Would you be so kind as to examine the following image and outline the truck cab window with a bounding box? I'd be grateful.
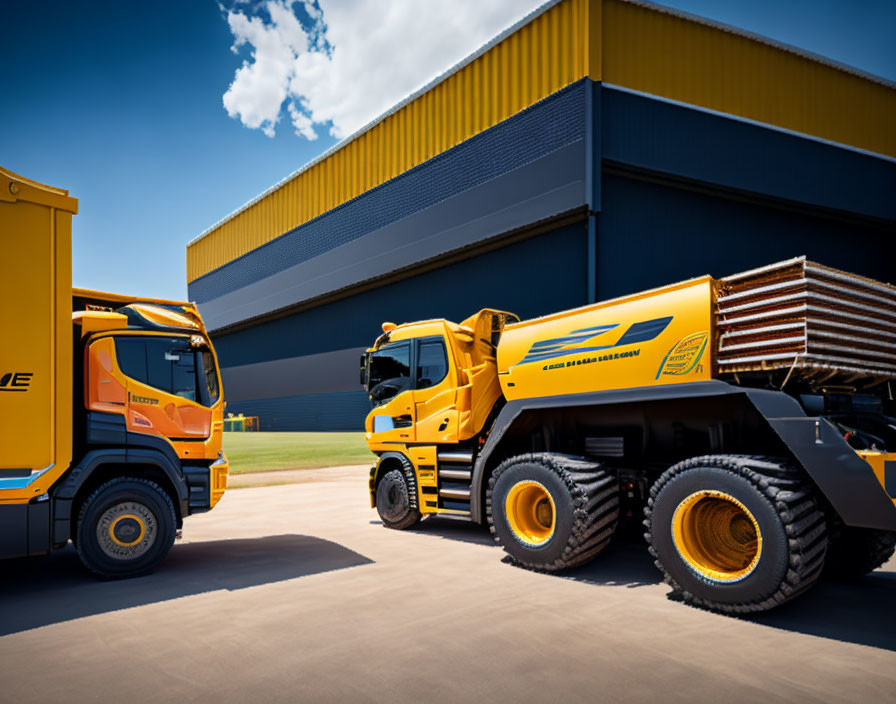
[367,343,411,406]
[167,342,197,402]
[416,340,448,389]
[199,349,220,405]
[114,337,148,383]
[113,336,207,404]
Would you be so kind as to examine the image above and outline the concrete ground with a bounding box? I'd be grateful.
[1,466,894,704]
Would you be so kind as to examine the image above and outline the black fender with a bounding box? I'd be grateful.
[371,451,413,487]
[745,388,896,531]
[469,380,896,531]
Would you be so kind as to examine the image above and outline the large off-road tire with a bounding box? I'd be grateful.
[76,477,177,578]
[376,468,421,530]
[487,453,619,571]
[824,527,896,580]
[645,455,827,614]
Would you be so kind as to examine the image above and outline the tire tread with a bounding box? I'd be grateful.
[487,452,619,572]
[76,476,176,579]
[644,454,827,614]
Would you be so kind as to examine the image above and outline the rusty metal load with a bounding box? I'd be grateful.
[715,256,896,387]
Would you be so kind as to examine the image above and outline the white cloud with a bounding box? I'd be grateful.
[222,0,545,140]
[288,102,317,140]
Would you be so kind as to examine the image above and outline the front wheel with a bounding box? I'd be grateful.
[376,469,421,530]
[76,477,177,578]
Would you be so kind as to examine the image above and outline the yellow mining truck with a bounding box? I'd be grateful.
[361,258,896,613]
[0,167,228,577]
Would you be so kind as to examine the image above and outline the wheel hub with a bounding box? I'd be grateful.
[672,490,762,583]
[505,480,556,546]
[97,502,156,560]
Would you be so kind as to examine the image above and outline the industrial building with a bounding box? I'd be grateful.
[187,0,896,430]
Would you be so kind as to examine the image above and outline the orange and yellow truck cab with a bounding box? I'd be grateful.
[0,166,228,577]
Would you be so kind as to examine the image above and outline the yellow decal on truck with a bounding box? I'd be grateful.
[656,332,708,379]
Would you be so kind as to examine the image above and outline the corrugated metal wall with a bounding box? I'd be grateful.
[189,80,588,311]
[187,0,592,282]
[602,0,896,159]
[189,0,896,285]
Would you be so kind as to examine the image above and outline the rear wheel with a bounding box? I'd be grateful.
[824,527,896,580]
[487,453,619,571]
[376,468,421,530]
[76,477,177,578]
[645,455,827,614]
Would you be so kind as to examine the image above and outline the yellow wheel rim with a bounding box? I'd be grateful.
[108,514,147,547]
[505,480,556,546]
[672,490,762,583]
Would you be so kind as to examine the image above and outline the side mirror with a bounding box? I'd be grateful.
[359,354,368,386]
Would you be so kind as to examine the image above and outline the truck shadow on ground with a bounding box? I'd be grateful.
[746,569,896,652]
[413,517,663,585]
[411,517,498,546]
[0,535,373,637]
[407,518,896,651]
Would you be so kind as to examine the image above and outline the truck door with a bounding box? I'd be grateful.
[112,335,212,440]
[412,337,458,443]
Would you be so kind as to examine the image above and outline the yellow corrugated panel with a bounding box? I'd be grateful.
[187,0,590,283]
[602,0,896,159]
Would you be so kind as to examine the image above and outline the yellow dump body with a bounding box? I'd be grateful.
[1,166,228,513]
[0,167,76,501]
[497,277,714,400]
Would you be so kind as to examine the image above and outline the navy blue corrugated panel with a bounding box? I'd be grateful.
[225,391,371,432]
[601,85,896,222]
[598,173,894,302]
[213,220,588,368]
[189,81,587,304]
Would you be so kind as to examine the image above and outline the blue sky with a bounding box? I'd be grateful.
[1,0,893,300]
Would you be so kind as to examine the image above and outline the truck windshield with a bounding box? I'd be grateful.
[367,343,411,406]
[114,336,220,407]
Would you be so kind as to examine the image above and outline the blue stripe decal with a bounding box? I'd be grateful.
[613,317,673,346]
[569,324,619,334]
[0,466,51,490]
[531,333,603,349]
[517,316,673,366]
[520,345,617,363]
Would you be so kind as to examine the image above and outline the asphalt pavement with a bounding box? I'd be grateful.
[1,466,894,703]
